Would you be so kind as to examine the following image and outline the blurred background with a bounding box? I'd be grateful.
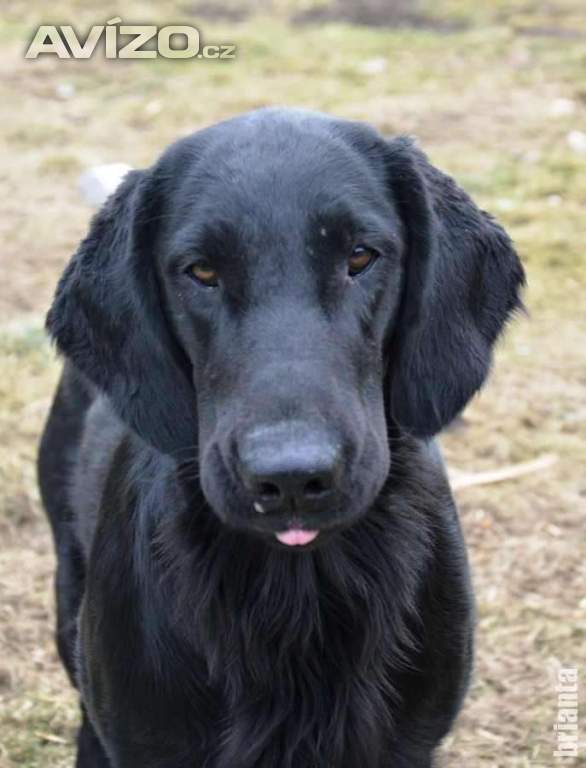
[1,1,585,765]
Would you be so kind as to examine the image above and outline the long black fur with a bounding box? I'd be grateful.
[38,108,524,768]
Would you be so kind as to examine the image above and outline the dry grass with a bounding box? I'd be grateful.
[1,1,585,765]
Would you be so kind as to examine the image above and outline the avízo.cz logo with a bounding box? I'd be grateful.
[25,17,236,60]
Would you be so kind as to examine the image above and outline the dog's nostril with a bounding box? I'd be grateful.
[303,477,330,498]
[258,481,282,500]
[238,426,342,511]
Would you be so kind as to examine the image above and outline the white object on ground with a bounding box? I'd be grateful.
[567,130,586,155]
[549,98,576,117]
[55,82,75,100]
[79,163,134,208]
[358,57,387,75]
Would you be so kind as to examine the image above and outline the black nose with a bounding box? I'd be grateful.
[238,424,342,515]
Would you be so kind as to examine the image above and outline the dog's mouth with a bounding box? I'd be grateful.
[275,528,320,547]
[246,506,360,547]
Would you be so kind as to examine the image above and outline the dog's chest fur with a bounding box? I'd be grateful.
[152,487,431,768]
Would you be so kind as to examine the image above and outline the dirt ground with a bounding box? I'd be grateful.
[1,1,585,766]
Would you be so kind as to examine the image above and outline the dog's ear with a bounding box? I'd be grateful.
[47,169,197,455]
[385,137,525,437]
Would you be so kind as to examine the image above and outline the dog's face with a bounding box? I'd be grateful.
[158,118,405,543]
[48,109,524,547]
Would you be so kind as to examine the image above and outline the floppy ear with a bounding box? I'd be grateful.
[385,137,525,437]
[47,169,198,455]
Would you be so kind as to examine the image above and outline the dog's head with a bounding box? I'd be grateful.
[48,109,524,547]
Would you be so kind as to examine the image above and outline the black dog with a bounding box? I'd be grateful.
[38,108,524,768]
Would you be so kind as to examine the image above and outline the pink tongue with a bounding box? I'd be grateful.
[276,529,319,546]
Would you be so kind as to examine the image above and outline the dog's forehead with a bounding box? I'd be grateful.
[194,111,385,208]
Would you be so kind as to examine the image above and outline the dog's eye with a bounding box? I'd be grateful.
[348,246,377,277]
[188,262,219,287]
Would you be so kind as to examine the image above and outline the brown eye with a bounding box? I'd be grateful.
[189,262,219,287]
[348,246,377,277]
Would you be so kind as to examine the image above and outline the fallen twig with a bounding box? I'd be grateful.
[35,732,68,745]
[449,454,558,490]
